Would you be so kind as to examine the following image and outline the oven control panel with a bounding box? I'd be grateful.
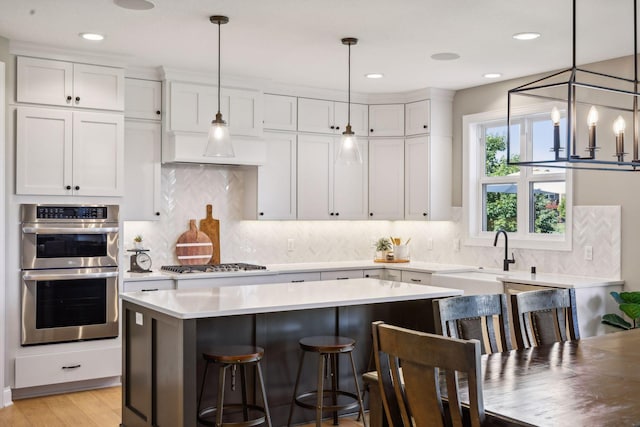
[36,206,108,219]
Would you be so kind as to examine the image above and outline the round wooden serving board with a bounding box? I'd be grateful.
[176,219,213,265]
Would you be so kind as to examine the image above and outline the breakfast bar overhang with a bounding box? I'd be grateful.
[119,278,463,427]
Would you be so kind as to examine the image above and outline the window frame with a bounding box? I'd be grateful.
[463,105,573,251]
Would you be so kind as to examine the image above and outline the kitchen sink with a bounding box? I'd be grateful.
[430,269,507,295]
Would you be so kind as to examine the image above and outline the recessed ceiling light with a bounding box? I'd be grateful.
[113,0,155,10]
[513,32,541,41]
[79,33,105,41]
[366,73,384,79]
[430,52,460,61]
[483,73,502,79]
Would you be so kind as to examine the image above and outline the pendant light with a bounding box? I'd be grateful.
[204,15,234,157]
[336,37,362,165]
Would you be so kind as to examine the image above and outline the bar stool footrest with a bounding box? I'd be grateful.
[294,390,361,412]
[198,403,267,427]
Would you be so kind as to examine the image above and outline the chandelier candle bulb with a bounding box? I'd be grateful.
[587,106,598,154]
[614,115,626,160]
[551,107,561,154]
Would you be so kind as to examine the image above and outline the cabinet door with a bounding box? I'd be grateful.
[16,107,73,195]
[169,82,217,132]
[17,57,73,107]
[297,134,334,219]
[122,120,162,220]
[263,94,297,131]
[405,100,430,136]
[333,139,368,219]
[223,88,262,137]
[369,139,404,219]
[405,136,430,220]
[369,104,405,137]
[334,101,368,137]
[257,132,297,220]
[72,63,125,111]
[298,98,335,134]
[73,112,124,196]
[125,78,162,120]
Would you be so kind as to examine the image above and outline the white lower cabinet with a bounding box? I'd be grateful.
[363,269,402,281]
[16,107,124,196]
[320,270,364,280]
[277,272,322,283]
[244,132,297,220]
[400,270,432,286]
[175,275,274,290]
[123,279,175,293]
[368,139,404,220]
[14,346,121,388]
[297,134,368,220]
[122,120,162,221]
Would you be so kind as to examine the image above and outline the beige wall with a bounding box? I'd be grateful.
[452,55,640,291]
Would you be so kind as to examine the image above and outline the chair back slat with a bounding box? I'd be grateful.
[433,294,512,354]
[511,288,580,349]
[375,322,485,427]
[372,321,406,427]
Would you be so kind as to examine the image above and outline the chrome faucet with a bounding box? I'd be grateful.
[493,229,515,271]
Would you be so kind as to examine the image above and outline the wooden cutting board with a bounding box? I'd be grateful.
[199,204,220,265]
[175,219,213,265]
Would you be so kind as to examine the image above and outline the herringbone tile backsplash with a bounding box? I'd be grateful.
[123,164,620,278]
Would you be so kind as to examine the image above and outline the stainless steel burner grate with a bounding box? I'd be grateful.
[160,263,267,274]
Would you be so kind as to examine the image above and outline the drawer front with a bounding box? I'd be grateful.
[277,272,322,283]
[401,270,432,286]
[320,269,364,281]
[123,279,175,293]
[15,346,121,388]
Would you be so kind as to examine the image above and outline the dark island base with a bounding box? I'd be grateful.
[122,299,435,427]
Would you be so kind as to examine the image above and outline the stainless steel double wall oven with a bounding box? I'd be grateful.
[20,204,119,345]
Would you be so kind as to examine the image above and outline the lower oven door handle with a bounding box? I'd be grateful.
[22,226,119,234]
[22,271,119,280]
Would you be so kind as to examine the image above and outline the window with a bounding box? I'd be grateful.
[463,106,572,250]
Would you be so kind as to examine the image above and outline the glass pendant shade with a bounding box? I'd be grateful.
[336,125,362,165]
[204,113,233,157]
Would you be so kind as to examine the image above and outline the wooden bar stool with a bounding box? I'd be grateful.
[197,345,272,427]
[287,336,367,427]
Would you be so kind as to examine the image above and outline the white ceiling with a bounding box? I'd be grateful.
[0,0,635,93]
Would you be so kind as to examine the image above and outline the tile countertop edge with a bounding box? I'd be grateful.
[120,279,464,319]
[498,272,624,289]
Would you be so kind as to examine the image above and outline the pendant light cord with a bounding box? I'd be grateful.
[347,41,351,126]
[217,20,221,116]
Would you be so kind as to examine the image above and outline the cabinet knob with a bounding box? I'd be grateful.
[155,212,160,216]
[330,125,335,130]
[423,212,428,217]
[75,96,80,103]
[369,212,373,217]
[156,110,161,115]
[423,125,428,129]
[335,212,339,216]
[65,185,71,190]
[259,212,264,216]
[66,96,72,102]
[335,126,340,130]
[370,129,374,133]
[74,185,80,190]
[330,212,334,216]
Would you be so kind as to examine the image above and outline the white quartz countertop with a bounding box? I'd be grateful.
[498,271,624,289]
[120,278,463,319]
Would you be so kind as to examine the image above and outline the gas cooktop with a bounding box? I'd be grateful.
[161,263,267,274]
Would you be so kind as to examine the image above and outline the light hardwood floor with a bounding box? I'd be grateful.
[0,386,366,427]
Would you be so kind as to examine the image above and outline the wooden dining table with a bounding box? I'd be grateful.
[364,328,640,426]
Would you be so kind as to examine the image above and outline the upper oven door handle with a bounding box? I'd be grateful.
[22,226,119,234]
[22,270,119,281]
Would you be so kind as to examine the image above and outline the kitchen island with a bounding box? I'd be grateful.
[120,278,463,427]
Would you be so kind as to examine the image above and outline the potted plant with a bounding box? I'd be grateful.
[133,235,144,250]
[601,291,640,330]
[374,237,392,260]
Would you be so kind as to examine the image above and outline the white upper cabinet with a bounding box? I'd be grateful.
[16,107,124,196]
[125,78,162,120]
[405,100,430,136]
[122,120,162,221]
[263,94,297,131]
[333,139,368,219]
[368,138,405,220]
[298,98,368,136]
[168,81,262,137]
[244,132,297,220]
[368,104,404,137]
[17,57,124,111]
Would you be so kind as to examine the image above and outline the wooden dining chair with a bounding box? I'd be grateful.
[510,288,580,349]
[433,294,513,354]
[372,320,485,427]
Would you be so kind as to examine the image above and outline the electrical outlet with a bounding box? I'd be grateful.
[427,238,433,250]
[287,238,295,252]
[453,238,460,252]
[584,245,593,261]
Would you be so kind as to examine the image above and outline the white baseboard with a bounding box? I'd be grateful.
[3,386,13,407]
